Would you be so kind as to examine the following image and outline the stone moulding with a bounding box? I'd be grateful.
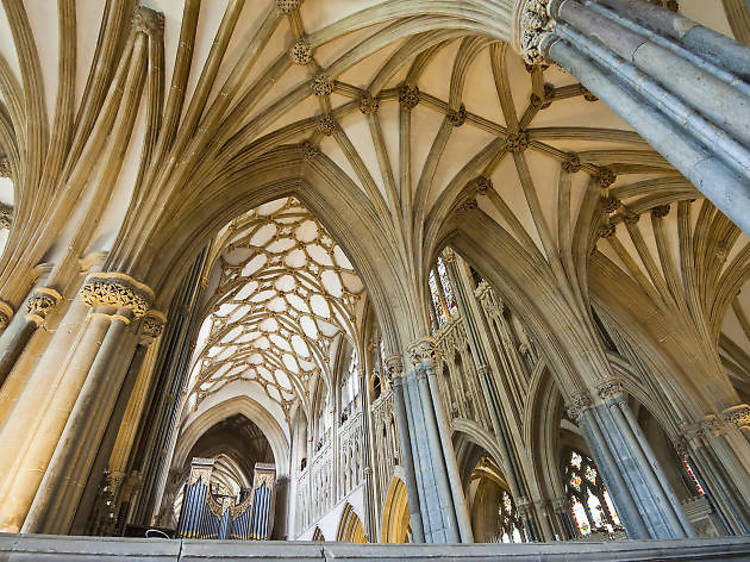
[0,299,14,328]
[80,272,155,318]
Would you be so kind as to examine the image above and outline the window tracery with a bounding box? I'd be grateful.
[188,198,363,419]
[563,449,622,537]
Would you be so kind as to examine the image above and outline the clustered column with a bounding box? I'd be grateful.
[518,0,750,234]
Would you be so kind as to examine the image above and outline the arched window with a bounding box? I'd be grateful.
[341,347,360,423]
[563,449,622,537]
[436,256,457,315]
[498,490,525,543]
[428,269,447,325]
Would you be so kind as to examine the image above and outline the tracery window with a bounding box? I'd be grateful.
[563,449,622,537]
[341,347,360,423]
[429,269,447,325]
[436,257,457,315]
[498,490,525,543]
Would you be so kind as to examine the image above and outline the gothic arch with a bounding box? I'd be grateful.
[452,420,508,492]
[312,526,325,541]
[381,476,411,543]
[173,395,290,477]
[336,502,366,543]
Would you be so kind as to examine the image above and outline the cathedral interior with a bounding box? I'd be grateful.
[0,0,750,559]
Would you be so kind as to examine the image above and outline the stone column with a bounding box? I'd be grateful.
[22,272,155,535]
[517,0,750,235]
[0,287,62,387]
[386,355,425,543]
[569,379,694,539]
[71,311,166,535]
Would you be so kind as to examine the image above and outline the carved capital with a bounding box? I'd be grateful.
[0,202,13,229]
[311,72,334,96]
[672,436,690,458]
[447,104,467,127]
[289,39,312,65]
[317,114,336,136]
[596,378,626,401]
[443,248,456,264]
[566,392,592,421]
[0,299,13,329]
[0,155,10,178]
[80,272,154,318]
[721,404,750,430]
[561,153,581,174]
[140,310,166,341]
[651,204,671,218]
[398,84,420,110]
[594,167,616,188]
[385,355,404,380]
[359,93,379,115]
[517,0,555,66]
[600,196,620,214]
[408,337,438,365]
[132,6,164,36]
[623,211,640,225]
[25,287,63,324]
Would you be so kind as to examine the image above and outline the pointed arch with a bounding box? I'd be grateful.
[381,476,411,543]
[336,502,366,543]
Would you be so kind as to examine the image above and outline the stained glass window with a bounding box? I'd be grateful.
[584,465,597,484]
[496,488,525,543]
[563,448,623,537]
[436,257,457,315]
[429,270,446,325]
[682,459,705,496]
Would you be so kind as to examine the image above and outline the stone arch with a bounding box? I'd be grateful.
[173,395,290,477]
[381,476,411,543]
[452,419,507,489]
[336,502,366,543]
[312,526,325,541]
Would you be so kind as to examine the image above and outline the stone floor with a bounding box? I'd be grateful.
[2,534,750,561]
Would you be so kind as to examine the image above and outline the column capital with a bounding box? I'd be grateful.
[721,404,750,431]
[595,377,626,402]
[80,272,154,318]
[139,310,166,344]
[514,0,556,66]
[385,354,404,380]
[701,414,725,436]
[407,336,438,365]
[25,287,63,326]
[0,299,13,329]
[565,391,592,421]
[0,202,13,230]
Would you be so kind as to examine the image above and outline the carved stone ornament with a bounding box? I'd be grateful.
[289,39,312,65]
[311,72,334,96]
[582,88,599,102]
[141,310,166,340]
[530,83,555,109]
[721,404,750,429]
[623,211,640,225]
[0,299,13,329]
[317,114,336,136]
[80,272,154,318]
[359,93,379,115]
[561,153,581,174]
[408,337,438,365]
[25,287,62,323]
[473,175,493,195]
[506,131,530,153]
[652,204,671,218]
[595,167,616,188]
[302,141,320,161]
[518,0,554,66]
[443,247,456,264]
[447,104,467,127]
[566,392,592,421]
[0,202,13,230]
[672,436,689,458]
[398,84,420,110]
[456,196,478,214]
[384,354,404,380]
[596,378,626,401]
[597,221,615,239]
[276,0,301,14]
[132,6,164,35]
[600,196,620,214]
[0,155,10,178]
